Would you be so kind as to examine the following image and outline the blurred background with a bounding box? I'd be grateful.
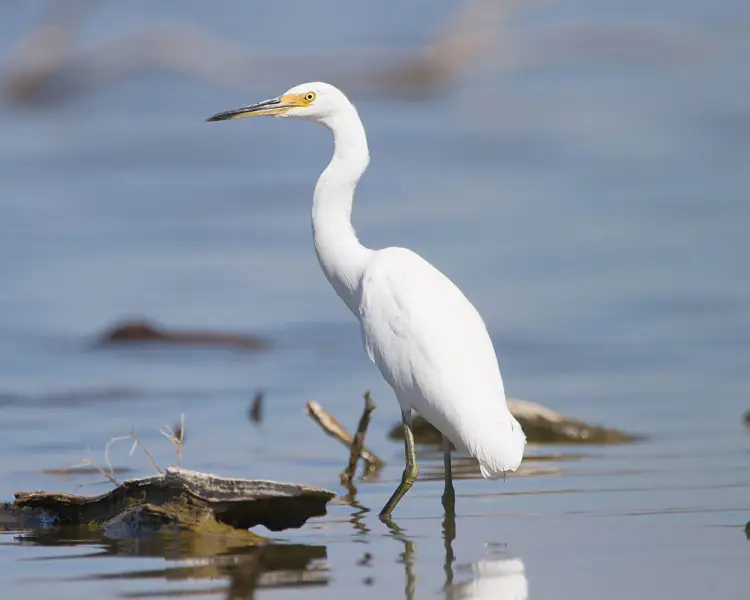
[0,1,748,599]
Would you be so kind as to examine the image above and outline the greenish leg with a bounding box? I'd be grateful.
[379,408,418,518]
[441,434,455,512]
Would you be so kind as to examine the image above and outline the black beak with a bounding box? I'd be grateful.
[206,97,284,122]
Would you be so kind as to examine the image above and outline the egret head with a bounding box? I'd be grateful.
[206,82,350,125]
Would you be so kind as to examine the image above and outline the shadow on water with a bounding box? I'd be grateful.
[2,525,327,599]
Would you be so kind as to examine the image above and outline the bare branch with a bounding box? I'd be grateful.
[177,413,184,466]
[160,413,184,467]
[341,392,377,484]
[306,399,384,472]
[130,429,162,474]
[104,435,133,483]
[70,457,118,486]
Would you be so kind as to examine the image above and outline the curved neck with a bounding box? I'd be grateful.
[312,105,373,315]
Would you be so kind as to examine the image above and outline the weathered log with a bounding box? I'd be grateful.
[10,467,335,537]
[98,320,269,350]
[388,398,640,445]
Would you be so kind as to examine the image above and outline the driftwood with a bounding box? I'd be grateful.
[389,398,640,445]
[9,467,335,538]
[98,320,269,350]
[306,400,384,472]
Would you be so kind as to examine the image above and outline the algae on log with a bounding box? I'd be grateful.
[11,467,335,537]
[388,398,640,445]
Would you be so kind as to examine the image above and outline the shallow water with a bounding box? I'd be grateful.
[1,0,749,598]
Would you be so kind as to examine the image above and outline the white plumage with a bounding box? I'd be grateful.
[360,247,525,477]
[207,81,526,516]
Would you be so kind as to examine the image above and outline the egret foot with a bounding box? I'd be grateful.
[379,409,418,518]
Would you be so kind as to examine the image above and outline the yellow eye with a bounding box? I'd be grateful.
[304,92,316,103]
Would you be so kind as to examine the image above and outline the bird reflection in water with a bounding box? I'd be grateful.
[377,493,527,599]
[382,517,418,600]
[447,553,528,600]
[442,488,527,599]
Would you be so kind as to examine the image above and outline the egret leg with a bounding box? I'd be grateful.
[379,408,418,518]
[441,434,455,513]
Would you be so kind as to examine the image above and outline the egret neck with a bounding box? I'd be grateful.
[312,104,373,315]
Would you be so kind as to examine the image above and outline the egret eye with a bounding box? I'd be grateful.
[304,92,316,103]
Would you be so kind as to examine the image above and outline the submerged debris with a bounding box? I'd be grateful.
[9,467,335,538]
[98,320,270,350]
[389,398,641,445]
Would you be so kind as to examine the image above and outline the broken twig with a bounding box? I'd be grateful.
[70,458,118,487]
[71,431,158,486]
[306,400,384,472]
[160,413,185,467]
[128,429,162,474]
[341,392,377,484]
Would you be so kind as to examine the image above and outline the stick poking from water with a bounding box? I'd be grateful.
[341,392,377,484]
[306,397,384,473]
[248,391,264,424]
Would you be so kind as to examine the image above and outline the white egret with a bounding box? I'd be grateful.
[207,82,526,517]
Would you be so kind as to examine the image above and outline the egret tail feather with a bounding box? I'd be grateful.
[473,413,526,479]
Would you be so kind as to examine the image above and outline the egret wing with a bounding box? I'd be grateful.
[359,247,525,475]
